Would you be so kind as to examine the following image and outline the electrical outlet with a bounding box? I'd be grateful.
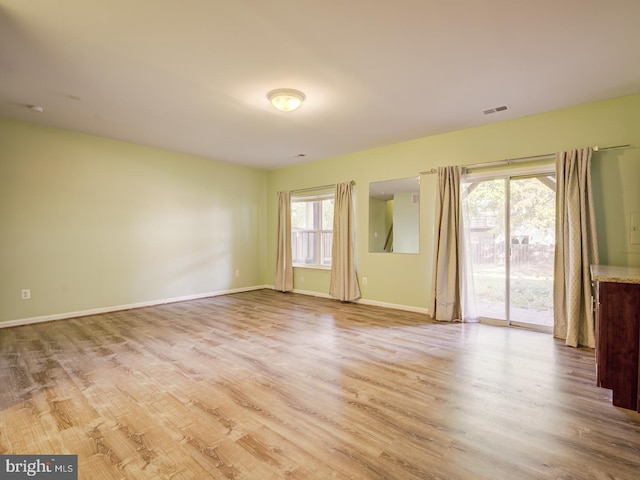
[235,270,240,277]
[300,276,305,283]
[362,277,368,286]
[21,289,31,300]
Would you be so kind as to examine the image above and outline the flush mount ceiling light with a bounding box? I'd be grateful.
[267,88,306,112]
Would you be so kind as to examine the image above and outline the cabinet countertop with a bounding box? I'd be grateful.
[591,265,640,284]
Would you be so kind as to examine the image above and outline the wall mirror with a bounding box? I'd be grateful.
[369,177,420,254]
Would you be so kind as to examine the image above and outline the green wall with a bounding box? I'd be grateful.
[266,94,640,311]
[0,119,267,323]
[2,94,638,322]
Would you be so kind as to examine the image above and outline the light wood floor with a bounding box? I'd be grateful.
[1,289,639,479]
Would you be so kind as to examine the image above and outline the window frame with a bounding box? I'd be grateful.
[291,193,334,269]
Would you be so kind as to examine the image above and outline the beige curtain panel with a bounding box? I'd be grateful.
[329,181,361,302]
[431,166,463,321]
[275,191,293,292]
[553,147,599,347]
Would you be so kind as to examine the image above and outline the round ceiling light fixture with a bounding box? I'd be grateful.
[267,88,306,112]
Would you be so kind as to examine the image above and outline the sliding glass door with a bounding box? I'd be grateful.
[463,165,555,331]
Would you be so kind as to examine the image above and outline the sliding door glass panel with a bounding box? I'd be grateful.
[508,176,555,327]
[465,178,507,321]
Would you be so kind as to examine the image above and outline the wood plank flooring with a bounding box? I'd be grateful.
[1,289,639,479]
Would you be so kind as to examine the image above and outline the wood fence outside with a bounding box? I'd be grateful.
[471,243,554,265]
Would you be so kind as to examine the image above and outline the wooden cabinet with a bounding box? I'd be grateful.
[592,265,640,412]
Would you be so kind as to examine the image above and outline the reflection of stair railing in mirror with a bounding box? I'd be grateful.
[384,223,393,252]
[369,177,419,254]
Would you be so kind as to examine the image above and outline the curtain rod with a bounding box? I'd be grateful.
[419,144,631,175]
[290,180,355,194]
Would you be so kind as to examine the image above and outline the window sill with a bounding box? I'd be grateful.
[293,264,331,271]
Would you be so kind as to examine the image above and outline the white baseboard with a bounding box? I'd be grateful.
[355,298,429,315]
[0,285,271,329]
[291,288,333,299]
[267,285,430,315]
[4,285,429,329]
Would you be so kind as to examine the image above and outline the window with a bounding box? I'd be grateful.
[291,194,334,267]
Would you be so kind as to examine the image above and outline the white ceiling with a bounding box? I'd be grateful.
[1,0,639,170]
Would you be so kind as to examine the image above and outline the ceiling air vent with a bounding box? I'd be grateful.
[483,105,509,115]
